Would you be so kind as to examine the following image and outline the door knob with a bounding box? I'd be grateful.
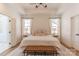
[76,34,79,36]
[9,31,11,33]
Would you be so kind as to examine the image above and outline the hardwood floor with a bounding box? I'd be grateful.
[70,48,79,56]
[0,43,20,56]
[0,41,77,56]
[60,41,79,56]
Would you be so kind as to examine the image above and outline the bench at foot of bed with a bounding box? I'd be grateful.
[23,45,59,56]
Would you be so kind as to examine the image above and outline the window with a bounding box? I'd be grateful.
[50,18,60,35]
[24,19,31,34]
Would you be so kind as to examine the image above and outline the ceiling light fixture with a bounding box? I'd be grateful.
[34,3,47,8]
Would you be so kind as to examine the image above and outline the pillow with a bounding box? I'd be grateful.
[33,30,49,36]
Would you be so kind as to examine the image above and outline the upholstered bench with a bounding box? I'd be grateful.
[23,45,59,56]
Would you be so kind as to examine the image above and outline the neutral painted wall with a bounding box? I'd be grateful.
[61,13,72,47]
[7,4,22,46]
[61,4,79,50]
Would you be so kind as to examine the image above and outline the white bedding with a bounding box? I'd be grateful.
[20,35,61,49]
[15,35,75,56]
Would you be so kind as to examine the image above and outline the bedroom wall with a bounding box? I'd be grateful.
[61,13,72,47]
[6,4,22,46]
[31,14,51,35]
[61,4,79,50]
[10,14,21,46]
[0,4,22,47]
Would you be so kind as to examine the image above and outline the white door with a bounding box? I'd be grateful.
[0,14,11,53]
[71,16,79,50]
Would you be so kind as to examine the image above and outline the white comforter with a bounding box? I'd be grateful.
[20,35,61,48]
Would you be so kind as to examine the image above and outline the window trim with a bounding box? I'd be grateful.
[23,18,32,34]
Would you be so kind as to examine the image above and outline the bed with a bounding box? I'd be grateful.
[19,35,75,56]
[20,35,61,48]
[20,35,61,55]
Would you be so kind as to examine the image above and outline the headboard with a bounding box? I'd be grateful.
[32,30,49,36]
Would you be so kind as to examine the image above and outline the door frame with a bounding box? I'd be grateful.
[50,17,61,40]
[0,13,12,46]
[71,15,79,48]
[71,17,74,48]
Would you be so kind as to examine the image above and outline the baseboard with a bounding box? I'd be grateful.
[11,42,20,48]
[60,41,73,49]
[0,42,20,56]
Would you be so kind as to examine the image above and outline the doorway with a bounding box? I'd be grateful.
[0,14,11,53]
[71,15,79,50]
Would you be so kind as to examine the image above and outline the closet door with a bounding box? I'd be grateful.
[71,16,79,50]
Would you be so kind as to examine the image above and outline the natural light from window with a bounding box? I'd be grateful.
[23,19,31,34]
[50,18,60,36]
